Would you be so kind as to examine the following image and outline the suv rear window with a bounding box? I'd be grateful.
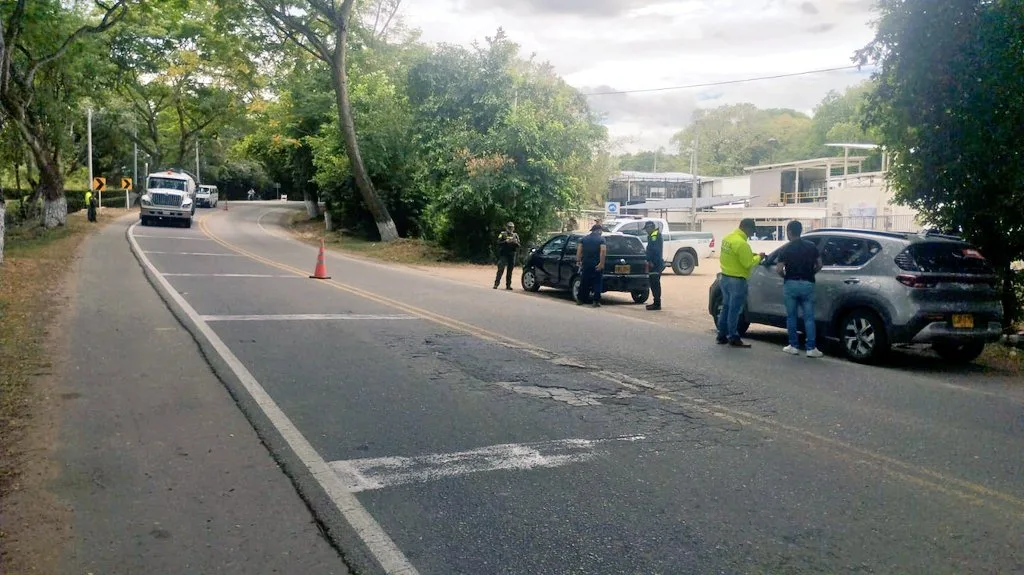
[605,235,645,255]
[896,242,995,274]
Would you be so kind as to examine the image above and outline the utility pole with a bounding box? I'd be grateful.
[690,133,699,227]
[132,116,138,208]
[87,108,95,204]
[195,139,201,185]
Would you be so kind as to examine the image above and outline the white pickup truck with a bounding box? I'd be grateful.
[600,217,715,275]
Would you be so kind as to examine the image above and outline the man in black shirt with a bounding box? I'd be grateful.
[575,224,607,307]
[776,221,823,357]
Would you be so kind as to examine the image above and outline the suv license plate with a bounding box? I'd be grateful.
[952,314,974,329]
[614,264,630,274]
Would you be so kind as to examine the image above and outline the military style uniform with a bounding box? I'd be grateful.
[494,228,520,289]
[645,225,664,310]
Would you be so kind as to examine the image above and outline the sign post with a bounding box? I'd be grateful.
[605,201,620,217]
[121,177,133,209]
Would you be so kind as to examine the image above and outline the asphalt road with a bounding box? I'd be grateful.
[114,203,1022,574]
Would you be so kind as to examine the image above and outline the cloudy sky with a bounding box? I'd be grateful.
[399,0,878,152]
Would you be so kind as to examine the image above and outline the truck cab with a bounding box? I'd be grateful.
[140,169,196,228]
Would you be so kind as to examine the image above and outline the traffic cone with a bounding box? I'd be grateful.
[310,238,331,279]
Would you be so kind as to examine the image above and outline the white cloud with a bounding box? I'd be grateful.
[399,0,878,151]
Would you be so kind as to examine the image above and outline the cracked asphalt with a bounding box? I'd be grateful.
[64,203,1024,574]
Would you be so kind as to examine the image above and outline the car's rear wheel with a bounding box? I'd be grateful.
[839,308,889,364]
[631,289,650,304]
[711,293,749,336]
[571,275,582,303]
[672,251,696,275]
[932,341,986,364]
[521,268,541,292]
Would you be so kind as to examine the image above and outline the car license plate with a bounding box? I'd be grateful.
[952,314,974,329]
[614,264,631,274]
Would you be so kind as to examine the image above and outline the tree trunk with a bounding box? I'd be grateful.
[39,160,67,228]
[330,15,399,242]
[0,198,6,266]
[303,189,320,219]
[324,209,334,233]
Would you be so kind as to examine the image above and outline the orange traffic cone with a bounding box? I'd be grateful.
[310,238,331,279]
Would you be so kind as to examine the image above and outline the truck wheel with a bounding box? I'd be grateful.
[184,218,192,229]
[631,289,650,304]
[672,250,696,275]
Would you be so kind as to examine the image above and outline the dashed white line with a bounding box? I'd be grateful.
[330,435,646,493]
[133,235,213,240]
[143,251,245,256]
[127,223,421,575]
[201,313,417,322]
[163,273,303,278]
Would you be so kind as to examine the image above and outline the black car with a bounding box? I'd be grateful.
[521,232,651,303]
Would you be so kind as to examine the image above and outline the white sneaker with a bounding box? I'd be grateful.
[806,348,824,358]
[783,345,800,355]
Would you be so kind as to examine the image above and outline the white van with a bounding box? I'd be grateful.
[197,184,219,208]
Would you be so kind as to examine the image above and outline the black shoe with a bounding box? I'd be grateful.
[728,339,752,348]
[716,337,729,345]
[505,286,513,290]
[592,301,601,308]
[646,303,661,311]
[493,284,498,289]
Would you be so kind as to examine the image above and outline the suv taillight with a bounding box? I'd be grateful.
[897,274,937,288]
[709,236,715,248]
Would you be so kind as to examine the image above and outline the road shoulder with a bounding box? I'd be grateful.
[14,216,347,574]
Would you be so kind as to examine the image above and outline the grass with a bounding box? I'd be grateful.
[290,214,455,265]
[0,208,129,494]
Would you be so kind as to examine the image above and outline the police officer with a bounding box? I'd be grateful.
[643,221,664,310]
[85,189,97,222]
[494,221,520,290]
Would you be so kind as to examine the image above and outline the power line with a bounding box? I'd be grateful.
[581,65,869,96]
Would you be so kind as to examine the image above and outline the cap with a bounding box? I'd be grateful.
[643,220,656,228]
[591,223,604,231]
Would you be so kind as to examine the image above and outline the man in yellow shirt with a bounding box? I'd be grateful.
[717,218,764,347]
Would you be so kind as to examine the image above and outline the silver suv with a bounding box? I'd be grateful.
[708,229,1004,364]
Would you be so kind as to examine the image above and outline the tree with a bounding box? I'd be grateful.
[858,0,1024,325]
[252,0,400,241]
[0,0,127,227]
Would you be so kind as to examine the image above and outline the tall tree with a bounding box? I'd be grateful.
[252,0,400,241]
[0,0,127,227]
[858,0,1024,325]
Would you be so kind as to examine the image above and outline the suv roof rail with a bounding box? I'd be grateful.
[917,228,964,241]
[808,228,911,240]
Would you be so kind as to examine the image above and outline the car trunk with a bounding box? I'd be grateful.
[895,241,1001,304]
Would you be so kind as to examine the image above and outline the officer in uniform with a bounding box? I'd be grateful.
[643,221,664,310]
[85,189,97,222]
[494,221,520,290]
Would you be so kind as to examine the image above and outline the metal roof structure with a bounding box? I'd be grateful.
[620,196,752,211]
[743,156,869,172]
[612,170,705,182]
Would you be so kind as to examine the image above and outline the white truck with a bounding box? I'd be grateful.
[140,169,197,227]
[600,217,714,275]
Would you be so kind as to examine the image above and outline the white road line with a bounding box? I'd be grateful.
[127,223,420,575]
[163,273,303,278]
[202,313,417,322]
[143,251,245,256]
[133,235,212,240]
[330,435,645,493]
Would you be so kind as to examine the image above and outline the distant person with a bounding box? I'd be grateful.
[247,188,256,201]
[643,220,664,311]
[717,218,764,347]
[85,189,97,222]
[576,224,607,307]
[776,220,824,357]
[493,221,520,290]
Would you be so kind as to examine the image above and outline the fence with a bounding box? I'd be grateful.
[810,214,923,232]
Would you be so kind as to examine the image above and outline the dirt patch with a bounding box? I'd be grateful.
[291,216,453,265]
[0,207,133,573]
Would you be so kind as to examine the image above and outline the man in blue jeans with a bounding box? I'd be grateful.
[775,220,824,357]
[717,218,764,347]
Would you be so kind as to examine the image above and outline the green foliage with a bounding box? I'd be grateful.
[859,0,1024,324]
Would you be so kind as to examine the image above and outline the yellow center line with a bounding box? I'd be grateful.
[197,213,1024,520]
